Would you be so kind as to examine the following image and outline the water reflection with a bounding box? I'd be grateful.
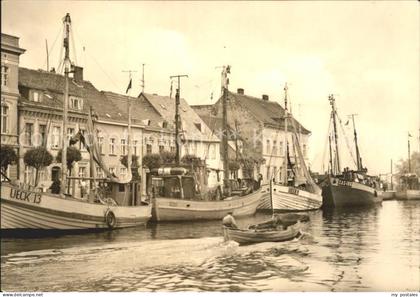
[1,201,419,292]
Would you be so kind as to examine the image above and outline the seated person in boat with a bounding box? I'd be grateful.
[222,212,239,229]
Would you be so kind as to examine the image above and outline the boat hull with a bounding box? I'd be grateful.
[380,190,396,200]
[223,222,301,245]
[395,189,420,200]
[322,176,382,207]
[258,184,322,211]
[152,189,263,222]
[1,183,151,231]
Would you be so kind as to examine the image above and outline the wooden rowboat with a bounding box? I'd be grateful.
[222,222,302,245]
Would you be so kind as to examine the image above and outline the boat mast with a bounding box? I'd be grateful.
[61,13,71,195]
[170,74,188,166]
[328,95,341,175]
[408,133,411,172]
[283,83,289,185]
[328,135,333,175]
[350,114,362,171]
[390,159,393,190]
[221,66,231,192]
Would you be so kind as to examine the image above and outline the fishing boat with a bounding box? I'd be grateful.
[259,84,322,212]
[396,173,420,200]
[380,160,396,200]
[395,135,420,200]
[150,66,262,221]
[0,14,151,231]
[222,222,301,245]
[321,95,382,207]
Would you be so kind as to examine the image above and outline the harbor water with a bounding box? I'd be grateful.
[1,200,419,292]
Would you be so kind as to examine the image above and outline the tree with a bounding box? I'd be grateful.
[23,146,53,186]
[142,153,161,170]
[56,147,82,190]
[161,151,176,164]
[396,151,420,177]
[181,154,202,167]
[0,145,18,178]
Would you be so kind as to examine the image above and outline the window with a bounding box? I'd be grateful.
[78,167,86,178]
[303,144,307,157]
[273,140,277,155]
[79,129,87,151]
[133,140,138,156]
[109,138,116,155]
[69,96,83,110]
[109,167,115,175]
[273,166,277,182]
[24,165,35,185]
[121,139,127,155]
[279,141,283,154]
[266,166,270,181]
[120,167,127,178]
[96,166,103,178]
[39,124,47,146]
[31,91,42,102]
[52,126,61,148]
[67,128,75,144]
[266,140,270,154]
[1,65,9,87]
[25,123,34,146]
[170,146,175,153]
[1,104,9,133]
[146,144,152,154]
[98,137,104,154]
[159,145,164,153]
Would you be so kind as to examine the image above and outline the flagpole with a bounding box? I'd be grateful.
[408,132,411,173]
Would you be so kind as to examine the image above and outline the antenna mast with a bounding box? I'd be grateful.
[170,74,188,165]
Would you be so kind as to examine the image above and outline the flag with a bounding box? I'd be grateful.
[125,78,132,94]
[408,132,412,137]
[345,120,349,126]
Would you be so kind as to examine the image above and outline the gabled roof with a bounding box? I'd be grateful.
[227,91,310,134]
[102,91,172,132]
[139,93,219,142]
[18,67,127,123]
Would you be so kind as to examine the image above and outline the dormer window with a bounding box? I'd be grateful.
[69,96,83,110]
[31,90,42,102]
[194,123,201,132]
[162,121,168,128]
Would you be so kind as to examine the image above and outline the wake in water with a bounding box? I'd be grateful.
[1,235,312,292]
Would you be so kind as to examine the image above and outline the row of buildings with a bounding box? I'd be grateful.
[1,32,311,197]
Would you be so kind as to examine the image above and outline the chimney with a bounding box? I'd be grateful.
[237,88,244,95]
[73,66,83,82]
[262,94,269,101]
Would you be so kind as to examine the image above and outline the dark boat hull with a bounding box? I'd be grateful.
[322,176,382,207]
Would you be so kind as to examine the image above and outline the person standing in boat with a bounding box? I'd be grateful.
[222,211,238,229]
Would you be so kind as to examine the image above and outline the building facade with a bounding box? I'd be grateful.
[1,34,25,180]
[193,88,311,184]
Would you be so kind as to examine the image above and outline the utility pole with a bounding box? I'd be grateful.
[170,74,188,165]
[221,65,231,193]
[61,13,71,195]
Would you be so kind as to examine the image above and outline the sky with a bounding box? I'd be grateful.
[2,1,419,175]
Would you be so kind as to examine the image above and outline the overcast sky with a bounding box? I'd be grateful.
[2,1,419,175]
